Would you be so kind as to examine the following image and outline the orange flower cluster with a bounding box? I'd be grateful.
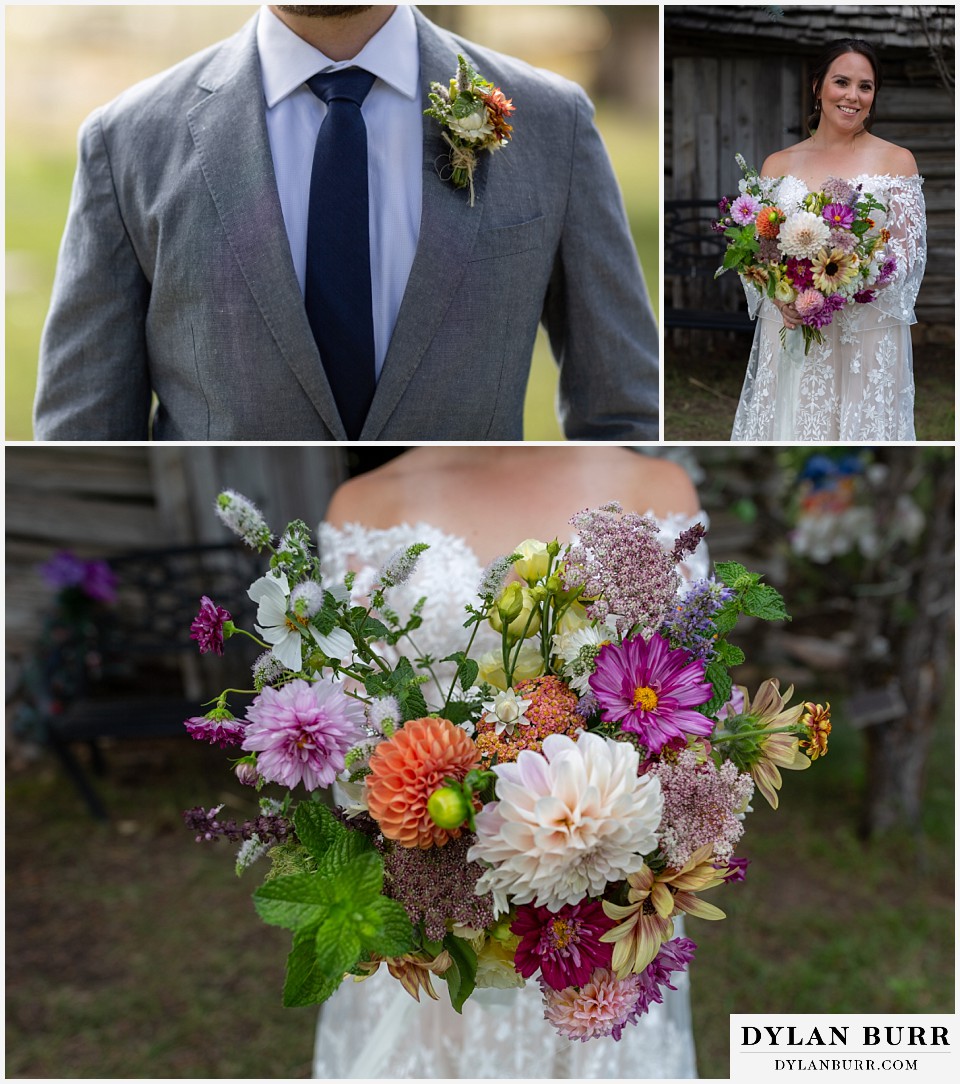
[474,675,581,763]
[480,87,515,143]
[756,206,785,239]
[366,717,480,848]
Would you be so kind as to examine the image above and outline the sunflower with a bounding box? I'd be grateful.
[811,248,859,295]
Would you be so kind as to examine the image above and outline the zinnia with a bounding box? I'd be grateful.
[589,634,713,753]
[241,678,365,791]
[366,717,480,848]
[468,732,663,913]
[512,899,615,990]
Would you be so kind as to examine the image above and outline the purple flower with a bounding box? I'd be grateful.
[39,551,117,602]
[828,228,857,254]
[853,288,877,304]
[785,257,814,290]
[730,194,760,226]
[512,900,615,990]
[633,937,697,1016]
[190,595,232,655]
[722,856,751,883]
[184,712,246,748]
[876,256,898,287]
[662,577,734,662]
[241,679,365,791]
[822,203,855,230]
[589,634,713,754]
[821,177,856,205]
[803,291,846,329]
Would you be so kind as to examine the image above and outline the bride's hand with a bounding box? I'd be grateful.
[773,299,801,330]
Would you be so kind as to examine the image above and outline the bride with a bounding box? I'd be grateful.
[311,445,706,1079]
[731,38,926,441]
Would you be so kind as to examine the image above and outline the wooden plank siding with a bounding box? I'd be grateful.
[5,448,347,663]
[665,6,955,342]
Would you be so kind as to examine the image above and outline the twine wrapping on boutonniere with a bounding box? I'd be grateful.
[425,54,515,206]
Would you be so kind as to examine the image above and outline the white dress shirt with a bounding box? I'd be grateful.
[257,5,422,377]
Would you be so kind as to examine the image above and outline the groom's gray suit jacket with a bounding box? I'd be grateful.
[34,10,659,441]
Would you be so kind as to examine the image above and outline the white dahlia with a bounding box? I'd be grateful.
[777,210,831,260]
[467,732,663,914]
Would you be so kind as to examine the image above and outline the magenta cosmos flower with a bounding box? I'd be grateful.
[512,899,615,990]
[184,711,245,748]
[241,679,365,791]
[589,634,713,753]
[821,202,855,230]
[190,596,232,655]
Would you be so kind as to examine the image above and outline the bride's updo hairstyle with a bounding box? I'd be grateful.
[807,38,883,133]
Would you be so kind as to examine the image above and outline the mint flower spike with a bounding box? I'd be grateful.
[376,543,429,590]
[214,489,272,550]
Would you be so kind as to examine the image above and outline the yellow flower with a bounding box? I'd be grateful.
[601,844,727,977]
[490,584,541,640]
[514,539,551,583]
[740,679,810,809]
[811,248,859,295]
[800,701,831,760]
[356,950,453,1002]
[774,277,798,304]
[476,643,544,691]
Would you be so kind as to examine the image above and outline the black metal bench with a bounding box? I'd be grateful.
[17,543,263,819]
[664,199,756,333]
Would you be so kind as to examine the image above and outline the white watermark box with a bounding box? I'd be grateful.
[730,1014,956,1081]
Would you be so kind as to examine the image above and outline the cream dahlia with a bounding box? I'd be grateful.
[777,210,831,260]
[468,732,663,914]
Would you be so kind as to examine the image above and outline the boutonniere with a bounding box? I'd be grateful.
[425,54,515,206]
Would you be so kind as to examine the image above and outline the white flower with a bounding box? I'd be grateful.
[774,175,808,216]
[249,571,353,670]
[468,732,664,914]
[778,210,831,259]
[481,689,534,736]
[447,107,493,143]
[552,622,615,695]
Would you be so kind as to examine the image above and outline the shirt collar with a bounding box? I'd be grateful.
[257,5,419,108]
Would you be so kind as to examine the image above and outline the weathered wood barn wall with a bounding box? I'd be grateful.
[665,4,955,341]
[5,447,347,665]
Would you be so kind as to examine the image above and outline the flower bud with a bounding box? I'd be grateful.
[490,585,541,640]
[546,540,561,558]
[495,582,524,624]
[514,539,550,583]
[427,785,471,830]
[234,757,259,787]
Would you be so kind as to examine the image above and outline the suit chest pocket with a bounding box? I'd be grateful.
[467,215,546,263]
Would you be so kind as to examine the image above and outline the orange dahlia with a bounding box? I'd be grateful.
[756,206,785,239]
[366,717,480,848]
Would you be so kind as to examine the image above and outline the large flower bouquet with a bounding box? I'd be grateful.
[184,492,829,1042]
[714,154,897,353]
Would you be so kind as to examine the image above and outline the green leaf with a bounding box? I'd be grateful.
[314,918,362,981]
[293,800,345,862]
[439,933,478,1013]
[701,662,734,718]
[715,641,746,668]
[452,91,481,119]
[282,926,343,1007]
[253,872,334,930]
[742,583,790,622]
[711,605,741,638]
[439,700,478,727]
[360,617,390,642]
[362,897,417,957]
[714,561,756,590]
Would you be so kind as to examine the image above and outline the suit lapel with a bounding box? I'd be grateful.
[186,16,348,438]
[359,11,490,439]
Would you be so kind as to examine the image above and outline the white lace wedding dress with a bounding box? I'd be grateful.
[731,173,926,441]
[310,514,710,1079]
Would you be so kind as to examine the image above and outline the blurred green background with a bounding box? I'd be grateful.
[5,4,660,441]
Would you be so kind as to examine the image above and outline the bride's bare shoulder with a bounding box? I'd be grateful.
[867,135,919,177]
[760,142,810,178]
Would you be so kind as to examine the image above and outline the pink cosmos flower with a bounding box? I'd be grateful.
[512,900,615,990]
[589,634,713,754]
[822,203,855,230]
[730,194,760,226]
[241,679,365,791]
[542,968,643,1042]
[190,596,232,655]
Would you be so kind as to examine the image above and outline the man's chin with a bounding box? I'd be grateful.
[274,5,374,17]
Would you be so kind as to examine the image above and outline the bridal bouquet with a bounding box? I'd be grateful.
[184,492,829,1042]
[714,154,897,353]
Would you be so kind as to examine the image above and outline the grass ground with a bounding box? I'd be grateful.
[664,332,956,442]
[6,674,952,1078]
[5,112,658,443]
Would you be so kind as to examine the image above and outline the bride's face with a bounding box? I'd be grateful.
[816,51,876,134]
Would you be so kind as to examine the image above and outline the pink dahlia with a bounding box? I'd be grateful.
[730,194,760,226]
[542,968,643,1042]
[241,679,365,791]
[190,596,232,655]
[589,634,713,754]
[512,900,615,990]
[794,288,825,319]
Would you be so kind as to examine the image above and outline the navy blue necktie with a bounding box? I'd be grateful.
[305,68,377,440]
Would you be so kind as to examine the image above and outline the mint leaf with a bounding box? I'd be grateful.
[293,800,344,861]
[742,583,789,622]
[714,641,746,668]
[439,933,478,1013]
[314,918,362,979]
[282,926,342,1007]
[253,872,335,930]
[439,700,478,727]
[701,662,733,718]
[715,561,756,590]
[363,897,417,957]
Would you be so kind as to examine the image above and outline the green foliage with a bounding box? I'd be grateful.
[363,656,429,721]
[252,802,416,1007]
[435,932,478,1013]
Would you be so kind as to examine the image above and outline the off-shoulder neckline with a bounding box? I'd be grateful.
[765,172,924,191]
